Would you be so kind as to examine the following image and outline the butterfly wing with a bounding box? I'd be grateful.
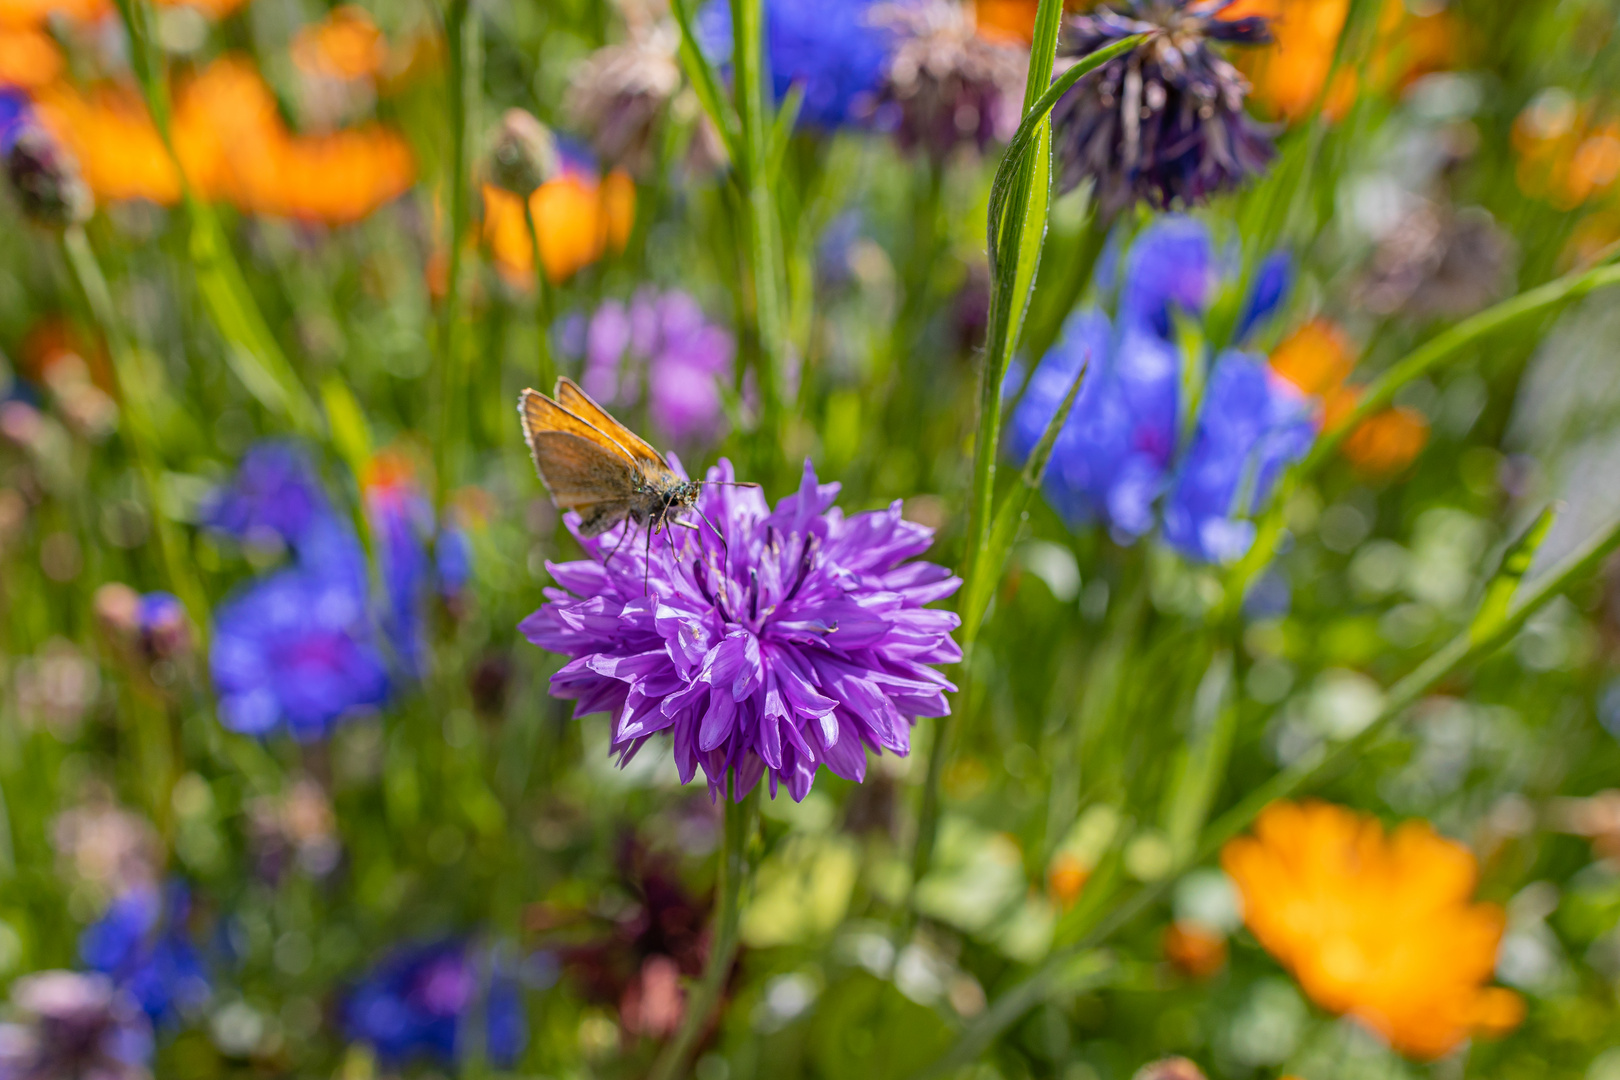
[518,389,639,518]
[552,376,675,478]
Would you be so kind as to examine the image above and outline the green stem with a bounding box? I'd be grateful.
[648,778,759,1080]
[912,511,1620,1079]
[433,0,481,510]
[60,226,209,638]
[731,0,789,445]
[522,197,556,391]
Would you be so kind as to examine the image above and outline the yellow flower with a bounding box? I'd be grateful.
[1222,801,1523,1060]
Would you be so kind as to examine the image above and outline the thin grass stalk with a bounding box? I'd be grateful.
[60,226,208,638]
[433,0,482,511]
[731,0,790,444]
[648,777,759,1080]
[522,198,556,391]
[913,510,1620,1078]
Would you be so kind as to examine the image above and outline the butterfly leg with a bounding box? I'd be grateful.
[642,517,656,597]
[602,520,636,568]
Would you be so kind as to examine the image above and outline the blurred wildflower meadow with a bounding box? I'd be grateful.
[7,0,1620,1078]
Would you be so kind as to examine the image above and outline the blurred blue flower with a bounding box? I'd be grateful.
[365,475,433,677]
[80,884,210,1029]
[341,941,526,1069]
[211,567,390,739]
[205,442,333,552]
[1010,216,1314,563]
[0,89,28,154]
[699,0,895,129]
[1162,354,1313,563]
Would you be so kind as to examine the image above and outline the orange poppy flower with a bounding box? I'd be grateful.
[483,170,635,286]
[1514,94,1620,210]
[33,56,413,223]
[32,81,182,203]
[1268,320,1428,476]
[1046,850,1089,909]
[291,5,387,82]
[0,25,61,87]
[1223,0,1458,122]
[973,0,1040,43]
[1222,800,1523,1060]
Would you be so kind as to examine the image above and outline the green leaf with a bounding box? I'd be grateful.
[1471,503,1560,645]
[669,0,743,168]
[189,210,322,438]
[960,337,1084,644]
[765,83,805,184]
[320,376,374,479]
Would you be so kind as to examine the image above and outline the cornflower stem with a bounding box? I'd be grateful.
[1219,255,1620,617]
[433,0,482,511]
[649,777,759,1080]
[912,512,1620,1080]
[60,226,208,639]
[730,0,789,453]
[522,198,556,391]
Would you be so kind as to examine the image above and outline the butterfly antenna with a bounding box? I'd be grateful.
[701,479,761,489]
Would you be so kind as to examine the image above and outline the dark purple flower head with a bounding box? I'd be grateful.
[1052,0,1274,212]
[210,568,390,740]
[341,942,526,1069]
[79,884,210,1030]
[866,0,1027,162]
[521,459,960,802]
[5,125,93,228]
[580,289,736,443]
[0,971,153,1080]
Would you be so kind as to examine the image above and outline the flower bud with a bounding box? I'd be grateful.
[488,108,558,197]
[5,126,92,227]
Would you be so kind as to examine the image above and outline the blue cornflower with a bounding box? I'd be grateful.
[1,89,28,154]
[341,941,527,1069]
[699,0,896,129]
[80,884,210,1029]
[211,566,390,739]
[204,442,334,552]
[1010,216,1313,563]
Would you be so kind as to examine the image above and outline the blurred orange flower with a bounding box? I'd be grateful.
[34,55,414,223]
[1513,93,1620,210]
[292,5,387,82]
[1223,0,1458,121]
[1046,850,1088,909]
[973,0,1039,43]
[0,0,246,27]
[1163,921,1227,979]
[1222,800,1523,1060]
[32,81,181,203]
[0,25,61,87]
[1268,320,1428,476]
[483,171,635,286]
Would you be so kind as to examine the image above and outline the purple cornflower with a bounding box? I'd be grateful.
[341,942,526,1069]
[0,971,153,1080]
[1010,216,1310,562]
[521,459,960,802]
[699,0,896,129]
[79,884,210,1030]
[579,289,736,444]
[1052,0,1274,212]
